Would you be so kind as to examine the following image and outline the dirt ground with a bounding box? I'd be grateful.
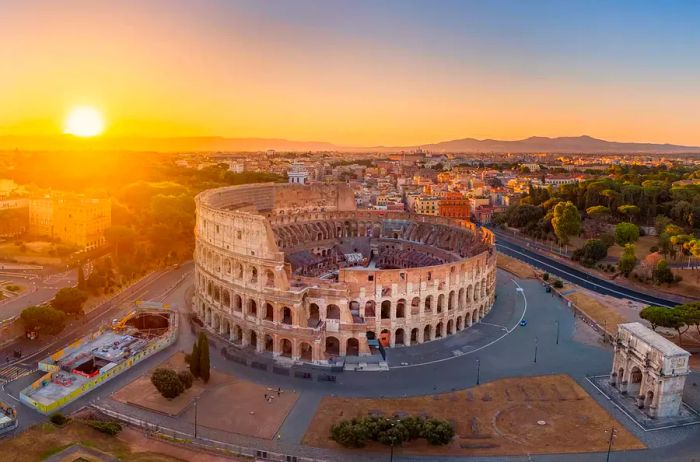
[303,374,644,457]
[113,352,299,439]
[0,420,194,462]
[119,427,247,461]
[112,353,211,416]
[497,253,535,279]
[181,377,298,439]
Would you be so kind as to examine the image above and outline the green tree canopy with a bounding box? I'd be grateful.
[618,244,637,276]
[21,305,66,335]
[615,222,640,245]
[51,287,89,316]
[551,201,581,245]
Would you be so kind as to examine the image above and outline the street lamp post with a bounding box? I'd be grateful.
[534,337,538,363]
[555,320,560,345]
[605,426,617,462]
[193,397,199,439]
[476,358,481,385]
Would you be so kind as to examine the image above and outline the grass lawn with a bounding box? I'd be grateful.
[0,240,75,266]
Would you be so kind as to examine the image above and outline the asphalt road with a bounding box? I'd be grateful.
[493,233,684,308]
[0,269,76,321]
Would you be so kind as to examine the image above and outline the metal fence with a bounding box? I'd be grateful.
[92,404,329,462]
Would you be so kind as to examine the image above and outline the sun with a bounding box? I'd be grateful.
[64,106,105,137]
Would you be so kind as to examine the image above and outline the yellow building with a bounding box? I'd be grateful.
[29,194,111,250]
[413,196,440,216]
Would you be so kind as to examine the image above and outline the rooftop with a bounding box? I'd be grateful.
[619,322,690,357]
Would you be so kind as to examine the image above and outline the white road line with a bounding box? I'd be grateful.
[497,243,676,308]
[391,277,527,369]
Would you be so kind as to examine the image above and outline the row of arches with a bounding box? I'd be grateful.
[196,245,278,288]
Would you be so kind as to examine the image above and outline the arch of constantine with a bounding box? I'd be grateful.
[193,183,496,364]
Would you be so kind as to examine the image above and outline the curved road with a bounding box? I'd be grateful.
[494,236,685,308]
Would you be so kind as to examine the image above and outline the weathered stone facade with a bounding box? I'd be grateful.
[193,183,496,364]
[610,322,690,418]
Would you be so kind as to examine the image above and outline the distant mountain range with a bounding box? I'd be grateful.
[0,134,698,153]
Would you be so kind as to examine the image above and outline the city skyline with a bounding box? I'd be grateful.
[2,1,700,146]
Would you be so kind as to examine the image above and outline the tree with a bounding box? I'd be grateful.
[617,204,641,221]
[572,239,608,266]
[20,305,66,335]
[615,222,640,246]
[586,205,611,220]
[681,302,700,337]
[652,259,675,284]
[551,201,581,245]
[198,332,210,382]
[51,287,89,316]
[189,340,200,378]
[151,368,185,399]
[178,370,194,389]
[104,225,137,259]
[640,306,668,331]
[421,419,456,445]
[618,244,637,276]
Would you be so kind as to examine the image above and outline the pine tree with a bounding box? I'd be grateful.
[189,340,200,378]
[198,332,210,383]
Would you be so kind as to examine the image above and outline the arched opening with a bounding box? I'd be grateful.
[395,328,405,346]
[249,330,258,350]
[308,303,321,327]
[280,338,292,358]
[411,297,421,315]
[456,316,463,331]
[236,263,244,279]
[644,390,654,408]
[396,299,406,318]
[349,301,360,315]
[264,303,274,321]
[222,291,231,309]
[212,314,220,331]
[629,367,643,397]
[213,286,220,302]
[448,291,455,311]
[325,336,340,357]
[410,328,419,345]
[264,334,274,353]
[234,294,242,312]
[326,304,340,320]
[247,299,257,316]
[250,267,258,284]
[282,306,293,325]
[424,295,433,313]
[423,325,432,342]
[233,325,242,345]
[366,331,376,340]
[381,300,391,319]
[472,309,479,323]
[435,322,444,338]
[300,342,312,361]
[437,294,444,313]
[346,338,359,356]
[379,329,390,347]
[473,282,480,301]
[265,269,275,288]
[479,304,485,318]
[458,288,465,309]
[365,300,376,317]
[466,285,473,303]
[447,319,454,335]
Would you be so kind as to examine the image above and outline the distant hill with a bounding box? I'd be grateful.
[0,134,697,153]
[384,135,700,154]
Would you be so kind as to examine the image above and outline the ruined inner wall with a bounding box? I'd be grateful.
[193,183,497,364]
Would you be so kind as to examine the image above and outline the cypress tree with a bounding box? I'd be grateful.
[198,332,210,383]
[189,340,200,378]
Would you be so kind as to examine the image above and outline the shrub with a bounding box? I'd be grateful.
[151,368,185,399]
[553,280,564,289]
[87,420,122,435]
[615,222,640,246]
[650,245,659,253]
[330,416,454,448]
[542,273,549,281]
[178,370,194,389]
[572,239,607,266]
[422,419,456,445]
[5,284,20,292]
[599,233,615,248]
[49,413,68,426]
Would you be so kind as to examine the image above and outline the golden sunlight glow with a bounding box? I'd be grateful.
[64,107,105,137]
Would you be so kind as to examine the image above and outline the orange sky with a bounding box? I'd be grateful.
[1,2,699,147]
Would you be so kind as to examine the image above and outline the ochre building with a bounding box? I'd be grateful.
[194,183,496,364]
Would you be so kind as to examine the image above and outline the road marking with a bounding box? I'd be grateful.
[496,242,676,308]
[391,276,527,369]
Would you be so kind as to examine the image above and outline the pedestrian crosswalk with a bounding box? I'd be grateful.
[0,364,37,384]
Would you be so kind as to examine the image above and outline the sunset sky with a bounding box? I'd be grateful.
[2,1,699,146]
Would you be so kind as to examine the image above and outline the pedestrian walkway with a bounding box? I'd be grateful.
[0,364,37,384]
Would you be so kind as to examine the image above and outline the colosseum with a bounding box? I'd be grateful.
[193,183,497,364]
